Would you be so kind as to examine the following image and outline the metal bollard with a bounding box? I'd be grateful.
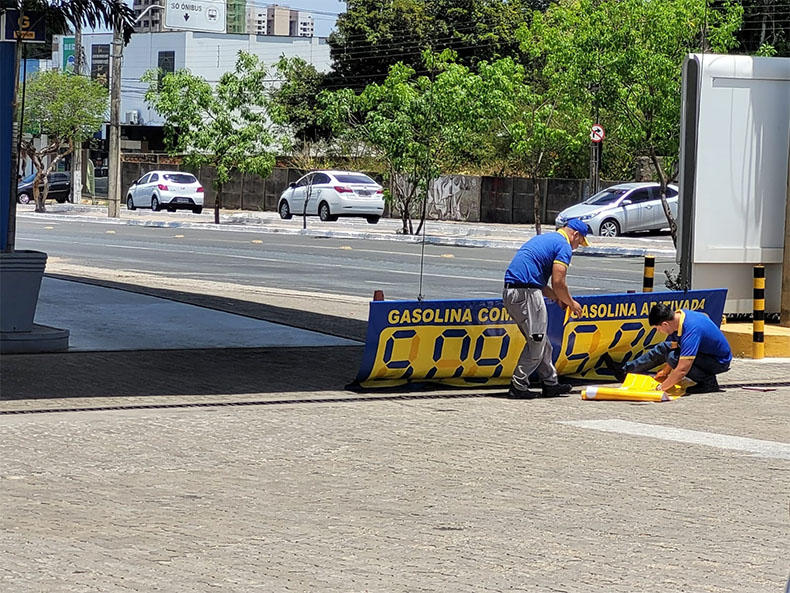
[753,265,765,359]
[642,255,655,293]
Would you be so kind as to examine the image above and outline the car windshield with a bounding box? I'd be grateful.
[334,174,376,184]
[163,173,197,184]
[584,188,628,205]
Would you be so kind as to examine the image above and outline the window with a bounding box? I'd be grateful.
[626,189,651,204]
[149,173,159,182]
[584,187,627,205]
[296,174,313,187]
[312,173,331,185]
[138,174,151,184]
[334,173,376,184]
[157,51,175,86]
[163,173,197,184]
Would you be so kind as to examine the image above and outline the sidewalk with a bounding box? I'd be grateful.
[17,203,678,257]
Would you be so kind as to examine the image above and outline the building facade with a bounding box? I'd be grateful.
[52,31,331,128]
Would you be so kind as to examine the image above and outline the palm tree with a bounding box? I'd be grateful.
[2,0,136,253]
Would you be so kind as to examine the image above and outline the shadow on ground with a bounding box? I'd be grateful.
[1,346,365,400]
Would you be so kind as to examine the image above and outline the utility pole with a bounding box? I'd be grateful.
[70,23,82,204]
[107,18,122,218]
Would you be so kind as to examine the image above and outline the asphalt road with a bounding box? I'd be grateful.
[16,217,679,300]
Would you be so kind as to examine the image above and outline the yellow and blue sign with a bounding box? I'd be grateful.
[350,289,727,389]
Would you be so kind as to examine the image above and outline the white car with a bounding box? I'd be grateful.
[555,182,679,237]
[278,170,385,224]
[126,170,204,214]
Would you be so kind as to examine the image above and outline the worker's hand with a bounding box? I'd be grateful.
[654,368,669,382]
[569,299,582,318]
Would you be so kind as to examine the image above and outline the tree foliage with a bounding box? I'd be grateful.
[528,0,742,245]
[21,70,107,212]
[477,57,589,232]
[269,56,329,147]
[327,0,541,89]
[144,52,280,224]
[321,51,488,234]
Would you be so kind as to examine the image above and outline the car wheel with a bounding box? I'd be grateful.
[279,200,292,219]
[599,219,620,237]
[192,206,203,214]
[366,215,380,224]
[167,206,176,212]
[319,202,337,222]
[17,192,31,204]
[56,197,67,204]
[151,196,160,211]
[126,195,136,210]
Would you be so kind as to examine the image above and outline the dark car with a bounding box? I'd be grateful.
[17,172,71,204]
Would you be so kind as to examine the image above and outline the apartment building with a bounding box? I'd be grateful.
[248,4,314,37]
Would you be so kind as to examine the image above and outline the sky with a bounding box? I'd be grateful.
[284,1,345,37]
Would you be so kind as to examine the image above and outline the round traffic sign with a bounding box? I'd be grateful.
[590,124,605,143]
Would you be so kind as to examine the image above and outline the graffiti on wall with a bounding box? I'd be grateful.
[426,175,479,222]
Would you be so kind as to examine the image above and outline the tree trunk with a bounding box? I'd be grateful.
[533,175,542,235]
[214,185,222,224]
[649,146,678,248]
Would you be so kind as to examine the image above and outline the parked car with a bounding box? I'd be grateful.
[126,170,204,213]
[555,182,679,237]
[17,172,71,204]
[278,170,385,224]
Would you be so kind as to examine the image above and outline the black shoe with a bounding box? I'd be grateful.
[508,384,537,399]
[600,353,627,383]
[685,377,721,394]
[541,382,573,398]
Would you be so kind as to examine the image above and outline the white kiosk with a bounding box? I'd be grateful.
[678,54,790,314]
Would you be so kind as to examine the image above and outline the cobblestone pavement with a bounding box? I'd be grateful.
[2,345,789,592]
[2,263,789,592]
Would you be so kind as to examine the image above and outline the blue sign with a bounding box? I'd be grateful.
[2,10,47,43]
[350,289,728,389]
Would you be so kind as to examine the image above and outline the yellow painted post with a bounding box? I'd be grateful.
[642,255,655,293]
[753,265,765,359]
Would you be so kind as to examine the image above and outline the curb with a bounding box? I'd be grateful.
[18,211,677,257]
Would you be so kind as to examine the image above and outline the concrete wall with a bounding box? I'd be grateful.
[122,156,625,223]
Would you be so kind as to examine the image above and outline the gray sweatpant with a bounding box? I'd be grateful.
[502,287,559,390]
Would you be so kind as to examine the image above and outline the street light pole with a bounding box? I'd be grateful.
[107,18,122,217]
[70,22,83,204]
[107,5,163,218]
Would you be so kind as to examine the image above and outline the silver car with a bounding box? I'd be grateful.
[555,182,679,237]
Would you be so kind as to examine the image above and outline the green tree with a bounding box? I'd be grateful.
[3,0,135,253]
[20,70,108,212]
[144,52,281,224]
[322,52,486,234]
[530,0,742,246]
[269,56,329,147]
[328,0,539,89]
[477,56,589,233]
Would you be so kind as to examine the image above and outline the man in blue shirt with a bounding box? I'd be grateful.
[603,303,732,394]
[503,218,590,399]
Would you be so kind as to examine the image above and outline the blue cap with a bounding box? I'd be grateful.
[565,218,591,246]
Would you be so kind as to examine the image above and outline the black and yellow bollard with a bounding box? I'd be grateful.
[753,265,765,359]
[642,255,655,293]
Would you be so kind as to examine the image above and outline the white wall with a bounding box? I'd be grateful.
[54,32,331,126]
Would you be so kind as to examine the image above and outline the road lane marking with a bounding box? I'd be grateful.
[560,419,790,460]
